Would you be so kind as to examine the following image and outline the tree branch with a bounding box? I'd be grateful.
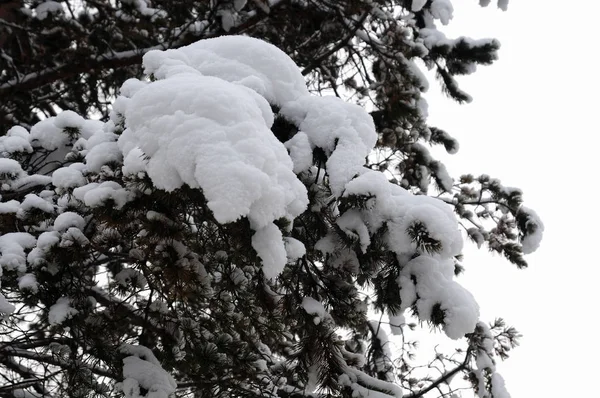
[302,12,369,76]
[405,349,472,398]
[0,0,291,97]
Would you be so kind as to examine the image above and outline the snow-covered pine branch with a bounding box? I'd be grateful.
[0,34,534,398]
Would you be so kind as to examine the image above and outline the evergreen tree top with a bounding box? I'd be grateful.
[0,31,540,398]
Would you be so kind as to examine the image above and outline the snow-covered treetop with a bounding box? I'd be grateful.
[1,0,537,268]
[0,32,538,398]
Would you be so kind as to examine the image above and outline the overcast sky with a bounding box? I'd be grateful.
[421,0,600,396]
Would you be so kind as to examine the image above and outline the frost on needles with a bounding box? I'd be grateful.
[0,36,540,398]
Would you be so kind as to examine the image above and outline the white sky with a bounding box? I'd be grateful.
[422,0,600,396]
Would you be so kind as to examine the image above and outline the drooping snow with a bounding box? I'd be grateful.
[119,0,167,19]
[122,147,147,177]
[0,293,15,314]
[411,0,428,12]
[284,132,313,174]
[48,297,78,325]
[497,0,509,11]
[120,344,162,364]
[54,110,86,131]
[11,388,41,398]
[336,210,370,253]
[119,73,307,228]
[251,224,287,280]
[342,170,463,258]
[388,312,405,335]
[29,118,70,151]
[117,36,346,279]
[283,237,306,262]
[400,256,479,339]
[302,296,331,325]
[0,158,25,184]
[345,367,403,398]
[18,273,39,293]
[35,1,63,20]
[518,207,544,254]
[120,344,176,398]
[36,231,61,250]
[121,356,177,398]
[0,27,540,398]
[302,296,326,317]
[0,200,19,214]
[430,0,454,25]
[280,96,377,197]
[474,322,496,373]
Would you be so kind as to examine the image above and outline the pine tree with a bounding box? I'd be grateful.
[0,2,543,398]
[0,0,540,267]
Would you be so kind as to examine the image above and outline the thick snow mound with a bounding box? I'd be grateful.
[118,35,380,279]
[119,73,307,229]
[143,35,309,106]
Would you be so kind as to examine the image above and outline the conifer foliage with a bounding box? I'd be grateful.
[0,1,543,398]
